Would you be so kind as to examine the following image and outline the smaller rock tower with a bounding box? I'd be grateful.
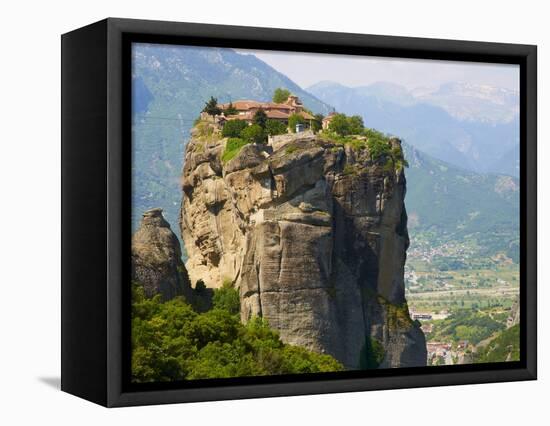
[131,208,192,301]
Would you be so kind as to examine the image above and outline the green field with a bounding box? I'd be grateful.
[405,228,519,313]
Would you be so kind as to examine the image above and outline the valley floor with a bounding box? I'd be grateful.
[405,231,520,366]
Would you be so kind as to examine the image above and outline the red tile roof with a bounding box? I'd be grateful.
[219,100,259,110]
[266,110,291,119]
[264,102,294,110]
[219,97,314,121]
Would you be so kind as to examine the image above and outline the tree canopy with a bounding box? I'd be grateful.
[253,109,268,129]
[241,124,267,144]
[202,96,221,116]
[328,113,364,136]
[131,283,343,382]
[348,115,364,134]
[272,88,291,103]
[222,119,248,138]
[266,119,287,136]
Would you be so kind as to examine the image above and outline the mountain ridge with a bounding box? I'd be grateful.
[403,142,519,260]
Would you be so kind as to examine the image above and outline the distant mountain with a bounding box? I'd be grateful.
[355,81,417,106]
[403,143,519,259]
[411,82,519,124]
[132,45,332,233]
[307,81,519,177]
[488,144,520,177]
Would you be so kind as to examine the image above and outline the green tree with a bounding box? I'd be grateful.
[348,115,364,134]
[222,119,248,138]
[265,119,287,136]
[202,96,221,116]
[131,282,344,383]
[328,113,351,136]
[390,145,409,169]
[240,124,266,144]
[367,138,391,161]
[131,285,197,382]
[253,109,268,128]
[288,113,306,133]
[212,281,240,315]
[272,88,291,103]
[311,113,324,133]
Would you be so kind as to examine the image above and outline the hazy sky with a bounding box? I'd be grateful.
[238,49,519,92]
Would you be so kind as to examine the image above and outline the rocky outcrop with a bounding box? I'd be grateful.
[180,129,426,369]
[132,208,192,301]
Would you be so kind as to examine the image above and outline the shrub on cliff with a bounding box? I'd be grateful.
[391,145,409,170]
[327,113,365,137]
[348,115,364,134]
[240,124,267,144]
[328,114,353,136]
[222,137,249,163]
[266,119,287,136]
[195,121,218,141]
[222,119,248,138]
[131,283,343,382]
[367,137,392,161]
[359,336,385,369]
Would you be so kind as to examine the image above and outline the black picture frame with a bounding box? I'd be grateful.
[61,17,537,407]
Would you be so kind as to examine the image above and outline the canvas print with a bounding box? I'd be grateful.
[130,43,520,383]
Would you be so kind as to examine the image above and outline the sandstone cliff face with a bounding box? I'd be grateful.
[132,208,192,301]
[180,129,426,368]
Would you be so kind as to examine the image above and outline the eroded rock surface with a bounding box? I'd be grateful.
[180,131,426,369]
[132,208,192,301]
